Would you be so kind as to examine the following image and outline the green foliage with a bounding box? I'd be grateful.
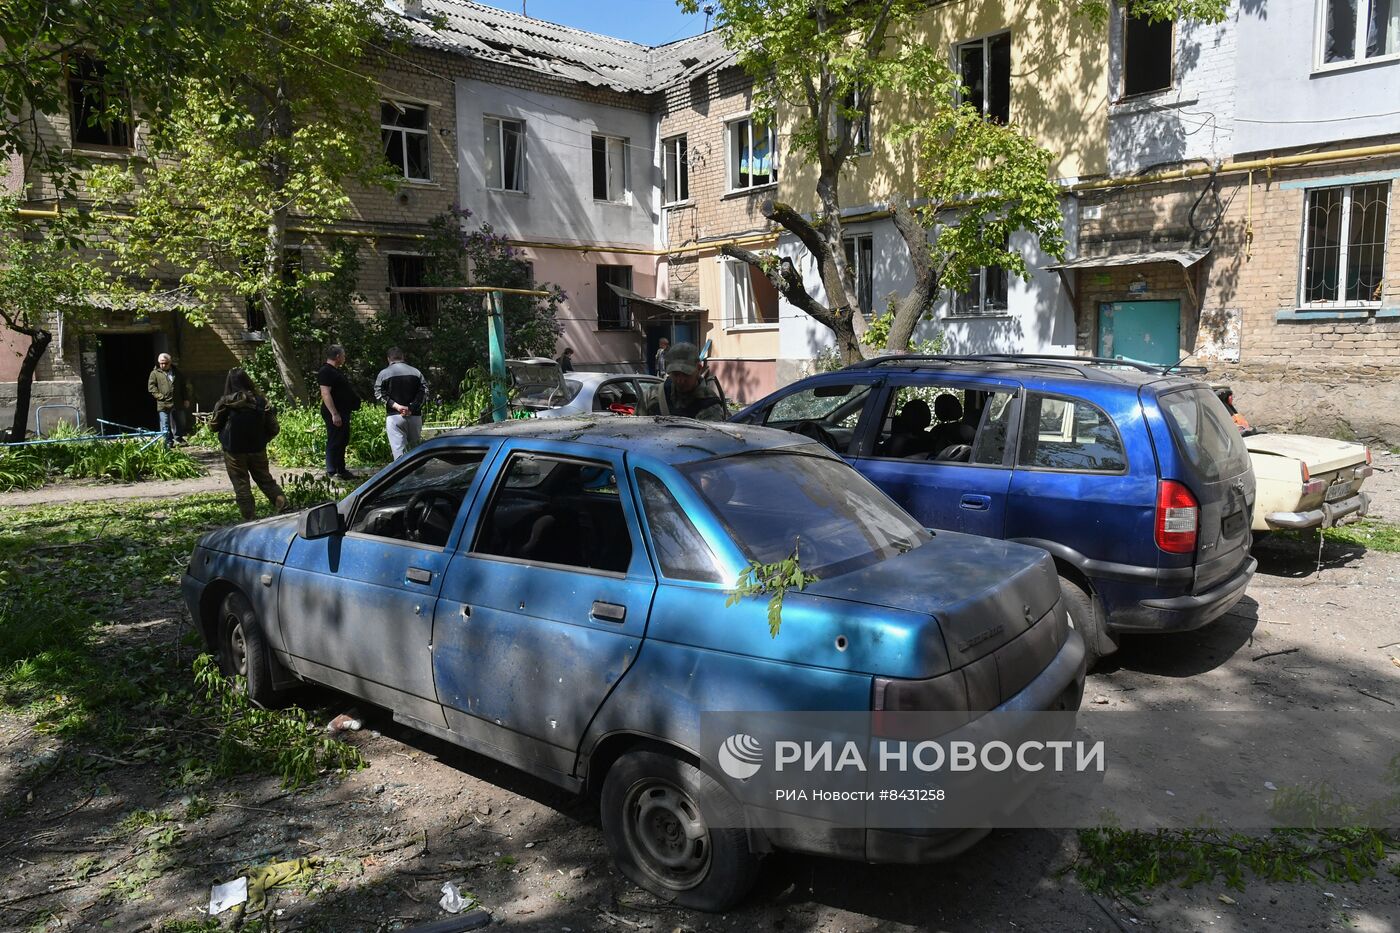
[727,541,818,637]
[265,404,390,469]
[0,495,363,797]
[1073,826,1398,896]
[0,433,203,489]
[279,471,342,509]
[862,302,946,355]
[1320,520,1400,555]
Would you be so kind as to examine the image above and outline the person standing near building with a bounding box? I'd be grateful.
[653,337,669,376]
[317,344,358,481]
[646,342,726,421]
[374,346,429,461]
[210,367,288,520]
[556,347,575,373]
[146,352,190,447]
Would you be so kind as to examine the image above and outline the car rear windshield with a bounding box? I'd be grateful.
[681,449,930,579]
[1159,387,1250,482]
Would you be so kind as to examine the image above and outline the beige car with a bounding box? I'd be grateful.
[1216,386,1373,531]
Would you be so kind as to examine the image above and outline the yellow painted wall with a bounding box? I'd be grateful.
[695,249,781,359]
[780,0,1108,213]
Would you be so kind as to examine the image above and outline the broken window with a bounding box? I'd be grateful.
[838,86,872,154]
[721,257,779,327]
[1301,182,1389,307]
[389,253,436,328]
[637,471,724,583]
[1122,13,1174,96]
[67,53,132,149]
[1323,0,1400,64]
[382,101,430,181]
[728,117,777,191]
[843,234,874,314]
[951,237,1010,317]
[663,135,689,204]
[592,134,628,202]
[348,450,486,547]
[597,265,633,330]
[474,454,634,574]
[484,116,525,192]
[956,32,1011,124]
[244,247,303,334]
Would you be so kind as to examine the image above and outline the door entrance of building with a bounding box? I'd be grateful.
[94,332,160,432]
[1097,300,1181,366]
[645,319,698,375]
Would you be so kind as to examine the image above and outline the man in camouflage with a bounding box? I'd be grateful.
[646,342,726,421]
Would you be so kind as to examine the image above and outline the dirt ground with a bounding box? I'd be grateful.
[2,460,1399,932]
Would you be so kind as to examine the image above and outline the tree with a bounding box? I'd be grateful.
[681,0,1229,362]
[90,0,400,402]
[0,196,105,441]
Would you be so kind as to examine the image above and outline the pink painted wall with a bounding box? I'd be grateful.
[521,247,654,371]
[0,325,27,382]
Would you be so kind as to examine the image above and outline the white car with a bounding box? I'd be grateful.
[507,358,662,419]
[1216,386,1373,532]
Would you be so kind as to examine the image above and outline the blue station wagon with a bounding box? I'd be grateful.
[182,417,1085,910]
[734,355,1258,668]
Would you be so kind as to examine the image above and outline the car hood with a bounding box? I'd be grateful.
[199,512,301,564]
[1245,432,1367,474]
[800,530,1062,673]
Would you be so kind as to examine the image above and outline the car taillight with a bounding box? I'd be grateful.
[1155,480,1198,554]
[1301,462,1326,495]
[872,672,970,737]
[1366,447,1373,465]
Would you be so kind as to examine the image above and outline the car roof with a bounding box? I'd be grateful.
[833,354,1208,393]
[435,415,812,464]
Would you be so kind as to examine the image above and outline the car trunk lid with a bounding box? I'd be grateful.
[802,530,1062,672]
[1245,433,1367,476]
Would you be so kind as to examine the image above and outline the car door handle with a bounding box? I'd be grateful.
[591,601,626,623]
[960,494,991,512]
[406,567,433,584]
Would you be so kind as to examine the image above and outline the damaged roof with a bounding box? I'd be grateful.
[396,0,736,94]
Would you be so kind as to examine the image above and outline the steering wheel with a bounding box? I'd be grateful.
[789,420,839,450]
[404,490,459,544]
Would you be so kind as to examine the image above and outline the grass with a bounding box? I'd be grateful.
[0,495,363,790]
[0,427,204,491]
[1324,519,1400,554]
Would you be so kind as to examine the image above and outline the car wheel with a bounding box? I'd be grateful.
[219,590,283,708]
[1058,575,1115,672]
[601,750,759,912]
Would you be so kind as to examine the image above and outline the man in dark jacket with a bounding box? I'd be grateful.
[374,347,429,460]
[317,344,359,480]
[147,353,190,447]
[210,368,287,520]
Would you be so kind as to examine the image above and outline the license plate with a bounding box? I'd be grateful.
[1223,510,1245,537]
[1325,482,1351,502]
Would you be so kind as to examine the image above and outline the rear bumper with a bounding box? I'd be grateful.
[752,629,1087,865]
[1264,492,1368,531]
[1111,557,1256,633]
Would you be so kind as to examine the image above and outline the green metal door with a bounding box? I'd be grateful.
[1097,300,1181,366]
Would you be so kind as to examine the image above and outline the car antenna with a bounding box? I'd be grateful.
[1166,350,1198,374]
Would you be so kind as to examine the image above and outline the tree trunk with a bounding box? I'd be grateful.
[259,51,307,403]
[5,326,51,442]
[883,201,942,354]
[812,171,871,363]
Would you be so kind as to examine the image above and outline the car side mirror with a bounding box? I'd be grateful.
[298,501,343,539]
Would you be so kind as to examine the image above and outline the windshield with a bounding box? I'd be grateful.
[1159,387,1249,482]
[681,449,930,578]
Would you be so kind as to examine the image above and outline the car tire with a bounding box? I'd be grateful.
[1058,575,1115,671]
[218,590,283,708]
[600,750,759,912]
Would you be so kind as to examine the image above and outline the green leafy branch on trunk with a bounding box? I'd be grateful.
[727,539,818,638]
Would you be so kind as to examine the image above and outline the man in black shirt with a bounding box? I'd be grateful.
[374,346,429,460]
[317,344,359,480]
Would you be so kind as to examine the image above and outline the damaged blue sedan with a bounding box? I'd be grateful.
[182,417,1085,910]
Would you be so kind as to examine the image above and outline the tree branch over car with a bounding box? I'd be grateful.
[682,0,1228,363]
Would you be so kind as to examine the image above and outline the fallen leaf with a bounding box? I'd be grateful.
[1218,894,1237,905]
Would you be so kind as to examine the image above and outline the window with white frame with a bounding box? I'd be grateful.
[951,238,1010,317]
[956,32,1011,123]
[720,257,779,327]
[484,116,525,192]
[1321,0,1400,65]
[663,135,689,204]
[838,87,872,154]
[592,134,628,202]
[1122,13,1174,95]
[381,101,430,181]
[727,117,777,191]
[843,234,874,314]
[1301,182,1389,307]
